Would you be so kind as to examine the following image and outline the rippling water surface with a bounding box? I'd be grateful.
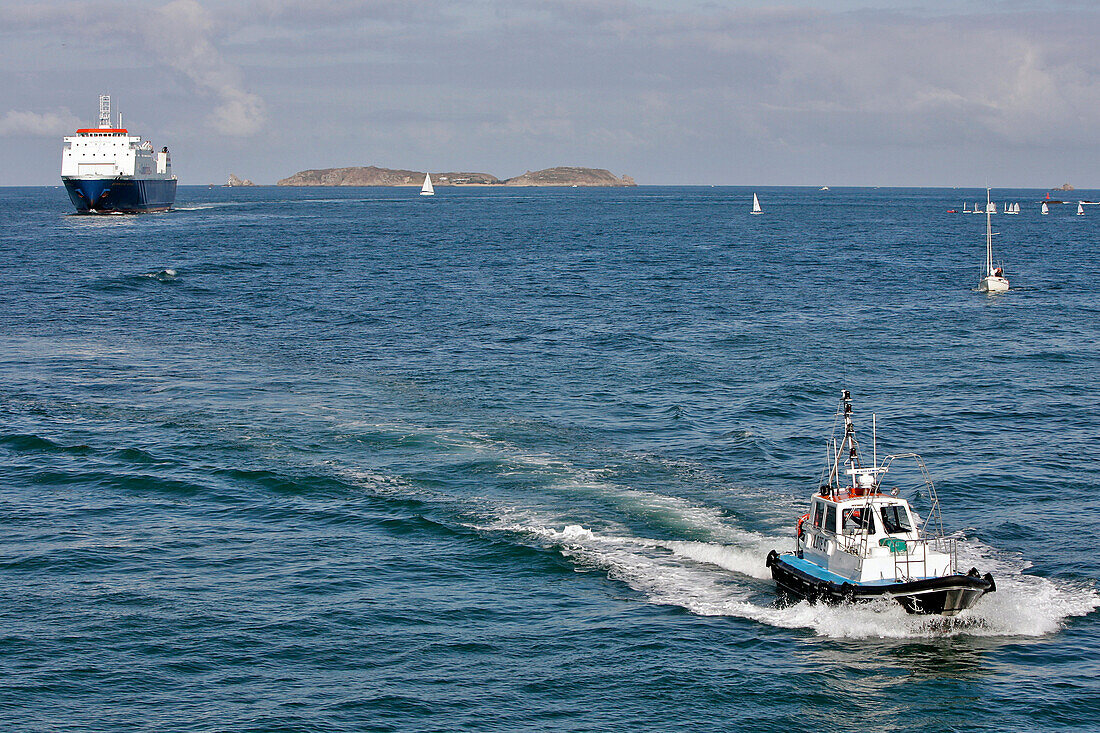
[1,185,1098,731]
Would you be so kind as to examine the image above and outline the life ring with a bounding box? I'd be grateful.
[796,513,809,539]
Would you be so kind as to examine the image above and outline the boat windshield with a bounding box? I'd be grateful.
[880,505,913,534]
[842,507,875,535]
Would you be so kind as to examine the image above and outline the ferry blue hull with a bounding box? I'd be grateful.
[63,176,176,213]
[766,550,996,616]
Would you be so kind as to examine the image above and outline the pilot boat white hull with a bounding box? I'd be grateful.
[767,390,996,617]
[767,551,995,616]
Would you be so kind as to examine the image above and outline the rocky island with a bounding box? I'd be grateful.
[277,165,635,187]
[504,167,634,187]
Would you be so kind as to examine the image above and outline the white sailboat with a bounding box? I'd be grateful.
[962,203,970,213]
[1014,202,1021,214]
[987,201,996,214]
[1041,201,1049,215]
[1077,202,1085,216]
[978,188,1009,293]
[751,192,762,214]
[420,173,434,196]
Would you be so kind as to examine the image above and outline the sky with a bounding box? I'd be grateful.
[2,0,1099,186]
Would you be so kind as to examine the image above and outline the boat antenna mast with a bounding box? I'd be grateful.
[821,390,863,495]
[841,390,863,490]
[99,94,111,129]
[985,187,994,277]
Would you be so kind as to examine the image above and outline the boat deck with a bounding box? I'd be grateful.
[780,554,932,587]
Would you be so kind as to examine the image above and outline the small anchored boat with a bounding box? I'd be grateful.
[978,188,1009,293]
[766,391,996,616]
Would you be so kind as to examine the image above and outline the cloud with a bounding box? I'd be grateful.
[0,0,267,136]
[3,0,1100,184]
[153,0,267,135]
[0,109,81,136]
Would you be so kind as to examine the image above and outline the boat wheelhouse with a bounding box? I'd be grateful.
[766,391,995,616]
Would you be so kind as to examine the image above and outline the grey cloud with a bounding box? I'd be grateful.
[0,109,81,136]
[2,0,266,136]
[5,0,1100,184]
[154,0,267,135]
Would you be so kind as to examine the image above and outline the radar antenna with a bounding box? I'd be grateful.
[99,95,111,128]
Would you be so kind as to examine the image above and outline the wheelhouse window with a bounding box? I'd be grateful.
[842,507,876,535]
[880,505,913,534]
[812,501,825,528]
[824,504,837,534]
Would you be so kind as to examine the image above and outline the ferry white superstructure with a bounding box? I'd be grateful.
[61,95,176,213]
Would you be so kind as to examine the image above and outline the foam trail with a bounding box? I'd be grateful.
[485,517,1098,639]
[336,425,1099,639]
[659,540,774,580]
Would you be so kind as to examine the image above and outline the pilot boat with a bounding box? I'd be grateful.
[766,391,996,616]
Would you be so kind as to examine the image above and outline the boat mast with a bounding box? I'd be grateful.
[832,437,840,495]
[842,390,860,482]
[98,94,111,129]
[985,187,994,277]
[872,413,877,477]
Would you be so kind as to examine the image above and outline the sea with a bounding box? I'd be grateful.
[1,185,1097,732]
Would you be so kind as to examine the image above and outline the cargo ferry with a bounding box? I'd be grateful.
[61,95,176,213]
[766,391,996,616]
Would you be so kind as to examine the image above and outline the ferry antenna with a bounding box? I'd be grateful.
[98,94,111,128]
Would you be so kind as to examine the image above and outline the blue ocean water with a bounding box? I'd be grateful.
[0,185,1097,732]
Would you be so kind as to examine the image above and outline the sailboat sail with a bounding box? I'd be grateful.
[751,193,762,214]
[1041,202,1049,215]
[985,196,995,276]
[1078,202,1085,215]
[1014,203,1020,213]
[420,173,434,196]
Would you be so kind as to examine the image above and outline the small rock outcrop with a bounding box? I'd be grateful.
[1054,183,1075,191]
[227,174,255,186]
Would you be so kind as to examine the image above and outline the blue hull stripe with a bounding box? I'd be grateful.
[63,177,176,213]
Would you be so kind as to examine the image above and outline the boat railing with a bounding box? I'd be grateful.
[891,537,957,581]
[878,453,945,541]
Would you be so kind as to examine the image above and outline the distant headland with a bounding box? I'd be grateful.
[277,165,635,187]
